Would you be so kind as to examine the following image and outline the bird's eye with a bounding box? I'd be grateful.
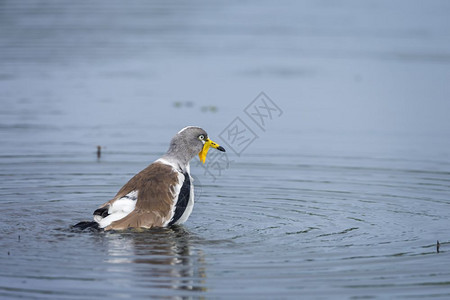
[198,134,205,140]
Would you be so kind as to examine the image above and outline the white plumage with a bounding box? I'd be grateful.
[95,190,138,228]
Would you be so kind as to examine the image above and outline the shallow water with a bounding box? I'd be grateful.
[1,0,450,299]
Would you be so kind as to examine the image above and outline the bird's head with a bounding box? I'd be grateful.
[168,126,226,164]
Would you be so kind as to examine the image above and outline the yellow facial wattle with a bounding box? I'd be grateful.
[198,138,225,164]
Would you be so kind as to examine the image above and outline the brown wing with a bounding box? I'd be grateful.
[93,167,147,217]
[104,162,180,230]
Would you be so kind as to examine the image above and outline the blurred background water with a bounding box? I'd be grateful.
[1,0,450,299]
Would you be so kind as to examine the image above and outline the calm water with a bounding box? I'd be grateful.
[1,0,450,299]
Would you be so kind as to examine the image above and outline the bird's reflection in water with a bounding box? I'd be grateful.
[104,226,207,296]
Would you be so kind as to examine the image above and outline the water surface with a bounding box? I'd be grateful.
[1,0,450,299]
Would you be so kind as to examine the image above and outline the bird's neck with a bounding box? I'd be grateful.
[161,150,191,173]
[159,155,190,174]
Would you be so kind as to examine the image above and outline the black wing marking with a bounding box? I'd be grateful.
[72,221,100,231]
[93,206,109,218]
[169,172,191,226]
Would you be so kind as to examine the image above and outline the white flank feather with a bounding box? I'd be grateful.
[173,173,195,225]
[98,190,138,228]
[157,159,194,226]
[162,168,185,227]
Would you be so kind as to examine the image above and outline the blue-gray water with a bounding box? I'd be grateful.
[1,0,450,299]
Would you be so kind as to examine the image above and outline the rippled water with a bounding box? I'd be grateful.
[1,0,450,299]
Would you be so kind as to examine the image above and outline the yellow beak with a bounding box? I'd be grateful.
[199,138,226,164]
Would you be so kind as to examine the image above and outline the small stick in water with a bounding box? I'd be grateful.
[97,146,102,159]
[437,240,440,253]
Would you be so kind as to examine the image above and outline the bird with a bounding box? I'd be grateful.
[74,126,225,231]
